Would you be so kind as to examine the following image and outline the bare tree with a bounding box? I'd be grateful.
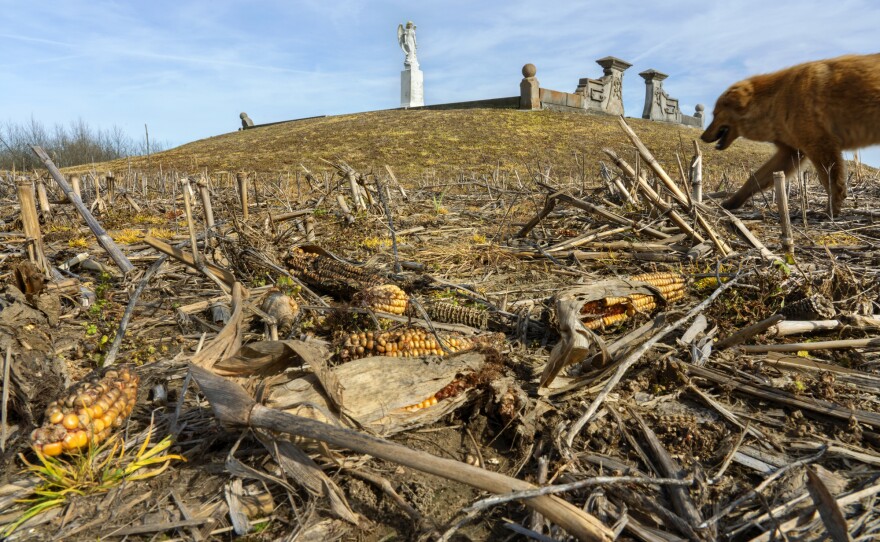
[0,117,168,170]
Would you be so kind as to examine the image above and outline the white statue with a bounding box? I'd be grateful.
[397,21,418,69]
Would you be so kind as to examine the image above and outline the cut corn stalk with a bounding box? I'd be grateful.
[30,365,139,456]
[352,284,409,315]
[338,327,474,361]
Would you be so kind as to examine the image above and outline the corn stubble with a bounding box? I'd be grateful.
[30,365,139,456]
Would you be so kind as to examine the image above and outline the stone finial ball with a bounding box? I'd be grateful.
[695,104,705,112]
[240,112,248,119]
[522,63,537,78]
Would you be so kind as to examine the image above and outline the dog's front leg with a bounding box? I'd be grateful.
[722,144,799,210]
[802,144,846,217]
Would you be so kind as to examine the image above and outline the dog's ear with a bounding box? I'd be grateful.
[723,81,753,111]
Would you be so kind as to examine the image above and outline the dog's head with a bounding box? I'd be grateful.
[701,80,754,150]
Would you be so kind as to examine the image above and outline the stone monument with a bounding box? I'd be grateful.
[398,21,424,107]
[239,112,254,130]
[639,69,704,128]
[574,57,631,116]
[639,69,675,122]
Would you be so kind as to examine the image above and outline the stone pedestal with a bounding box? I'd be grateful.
[640,69,669,121]
[595,56,631,116]
[401,68,424,108]
[573,57,631,115]
[691,104,705,128]
[519,63,540,110]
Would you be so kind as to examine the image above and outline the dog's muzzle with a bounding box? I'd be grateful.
[701,126,730,150]
[714,126,730,149]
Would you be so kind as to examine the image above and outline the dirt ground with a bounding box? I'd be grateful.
[1,141,880,542]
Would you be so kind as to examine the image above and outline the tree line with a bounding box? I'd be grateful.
[0,117,168,171]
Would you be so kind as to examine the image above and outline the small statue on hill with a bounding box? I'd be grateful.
[398,21,418,69]
[240,112,254,130]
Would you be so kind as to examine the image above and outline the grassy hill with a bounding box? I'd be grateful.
[78,108,777,182]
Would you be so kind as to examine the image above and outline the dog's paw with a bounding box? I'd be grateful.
[720,198,741,210]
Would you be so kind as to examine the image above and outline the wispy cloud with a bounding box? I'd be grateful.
[0,33,74,48]
[99,49,314,74]
[0,54,88,70]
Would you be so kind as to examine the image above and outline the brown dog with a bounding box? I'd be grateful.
[702,54,880,216]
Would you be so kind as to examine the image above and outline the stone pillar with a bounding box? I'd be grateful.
[240,112,254,129]
[639,69,668,121]
[401,67,424,108]
[694,104,705,128]
[519,63,540,110]
[595,56,631,116]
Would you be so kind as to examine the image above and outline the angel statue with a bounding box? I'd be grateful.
[397,21,418,68]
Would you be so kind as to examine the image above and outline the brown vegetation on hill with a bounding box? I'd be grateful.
[78,109,777,182]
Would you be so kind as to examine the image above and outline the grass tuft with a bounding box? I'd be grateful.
[112,229,143,244]
[3,425,184,537]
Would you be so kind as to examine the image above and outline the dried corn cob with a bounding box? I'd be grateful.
[400,364,503,412]
[780,293,835,320]
[30,365,139,456]
[581,272,686,330]
[238,490,275,519]
[285,247,381,295]
[418,301,490,329]
[338,327,474,361]
[401,374,472,412]
[352,284,409,315]
[631,271,685,287]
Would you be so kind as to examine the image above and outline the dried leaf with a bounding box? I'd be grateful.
[806,466,852,542]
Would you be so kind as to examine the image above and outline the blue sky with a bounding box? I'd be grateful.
[3,0,879,164]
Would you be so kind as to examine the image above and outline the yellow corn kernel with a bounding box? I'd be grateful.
[41,441,63,456]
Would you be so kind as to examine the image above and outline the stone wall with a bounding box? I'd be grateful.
[404,97,519,111]
[519,60,703,128]
[240,114,328,130]
[520,58,632,116]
